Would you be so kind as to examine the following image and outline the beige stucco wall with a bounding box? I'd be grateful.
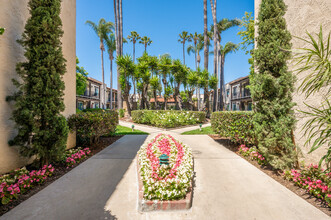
[0,0,76,174]
[255,0,331,165]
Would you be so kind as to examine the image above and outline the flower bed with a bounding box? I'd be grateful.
[238,145,266,165]
[0,147,91,205]
[131,110,206,128]
[0,165,54,205]
[284,165,331,207]
[138,134,193,201]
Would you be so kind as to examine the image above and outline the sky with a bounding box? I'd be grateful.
[76,0,254,90]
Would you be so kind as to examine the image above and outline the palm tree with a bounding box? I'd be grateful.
[127,31,140,62]
[187,32,202,69]
[219,42,239,110]
[127,31,141,102]
[104,33,116,109]
[187,39,204,110]
[86,18,114,109]
[139,36,152,53]
[178,31,190,65]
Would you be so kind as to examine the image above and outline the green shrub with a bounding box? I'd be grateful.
[118,109,125,118]
[131,110,206,128]
[211,111,254,145]
[82,108,104,113]
[68,110,118,145]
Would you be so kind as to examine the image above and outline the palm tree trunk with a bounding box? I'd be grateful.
[210,0,218,112]
[183,42,185,65]
[100,41,105,109]
[220,55,225,111]
[145,44,147,52]
[114,0,122,110]
[110,58,113,109]
[203,0,208,71]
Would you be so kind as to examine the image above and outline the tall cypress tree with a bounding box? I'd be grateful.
[251,0,297,169]
[8,0,68,166]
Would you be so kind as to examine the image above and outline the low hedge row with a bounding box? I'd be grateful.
[68,110,118,145]
[131,110,206,128]
[211,111,254,145]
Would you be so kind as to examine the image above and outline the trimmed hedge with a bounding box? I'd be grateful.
[131,110,206,128]
[211,111,254,145]
[68,110,118,145]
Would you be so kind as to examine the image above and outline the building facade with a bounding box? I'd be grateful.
[255,0,331,165]
[224,76,252,111]
[76,77,117,110]
[0,0,76,174]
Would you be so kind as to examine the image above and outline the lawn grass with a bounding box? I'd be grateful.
[113,125,149,135]
[181,126,216,135]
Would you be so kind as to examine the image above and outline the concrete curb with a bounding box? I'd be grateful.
[136,156,193,212]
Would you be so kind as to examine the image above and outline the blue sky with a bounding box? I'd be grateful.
[76,0,254,89]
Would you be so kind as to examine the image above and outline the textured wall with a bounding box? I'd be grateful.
[0,0,76,174]
[255,0,331,165]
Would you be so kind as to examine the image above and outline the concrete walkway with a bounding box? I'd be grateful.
[1,126,329,219]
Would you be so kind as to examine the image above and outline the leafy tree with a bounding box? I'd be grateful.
[139,36,152,53]
[252,0,297,170]
[86,18,114,109]
[171,59,187,110]
[159,54,173,110]
[136,53,151,109]
[104,33,116,109]
[7,0,69,166]
[186,69,199,110]
[294,26,331,169]
[178,31,190,65]
[76,57,88,95]
[116,55,135,115]
[238,12,254,54]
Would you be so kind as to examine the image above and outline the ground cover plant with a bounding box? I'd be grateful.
[138,134,193,200]
[132,110,206,128]
[0,147,92,206]
[181,126,215,135]
[284,165,331,207]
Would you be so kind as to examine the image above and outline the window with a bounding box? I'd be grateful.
[94,86,99,96]
[78,102,83,110]
[226,89,230,97]
[95,102,99,108]
[233,87,237,98]
[248,102,252,111]
[232,103,236,111]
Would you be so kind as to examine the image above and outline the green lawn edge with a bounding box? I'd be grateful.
[181,126,216,135]
[113,125,149,136]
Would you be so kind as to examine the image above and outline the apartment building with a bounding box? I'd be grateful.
[76,77,117,110]
[224,76,252,111]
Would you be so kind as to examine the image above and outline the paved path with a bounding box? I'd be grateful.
[1,125,329,220]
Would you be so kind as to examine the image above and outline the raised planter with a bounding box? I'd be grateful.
[136,134,194,212]
[137,158,193,211]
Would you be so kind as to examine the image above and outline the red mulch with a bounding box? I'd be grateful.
[0,136,122,216]
[209,134,331,217]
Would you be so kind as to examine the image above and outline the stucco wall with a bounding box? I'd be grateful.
[0,0,76,174]
[255,0,331,165]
